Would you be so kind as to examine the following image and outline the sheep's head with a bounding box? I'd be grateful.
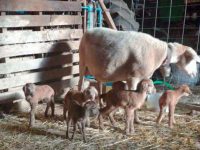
[23,83,36,97]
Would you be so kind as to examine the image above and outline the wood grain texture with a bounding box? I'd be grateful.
[0,65,79,90]
[0,29,83,45]
[0,15,82,28]
[0,0,81,12]
[0,53,79,74]
[0,41,80,58]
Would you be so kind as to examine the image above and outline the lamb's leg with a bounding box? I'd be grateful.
[29,102,37,127]
[98,81,104,108]
[78,65,86,91]
[66,118,72,139]
[85,117,90,127]
[130,109,135,134]
[125,107,135,135]
[71,122,77,141]
[99,105,117,130]
[44,101,50,117]
[81,121,87,143]
[63,105,67,120]
[168,104,175,128]
[108,108,118,127]
[51,96,55,117]
[157,105,164,124]
[127,78,141,124]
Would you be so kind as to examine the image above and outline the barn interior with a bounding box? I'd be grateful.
[0,0,200,149]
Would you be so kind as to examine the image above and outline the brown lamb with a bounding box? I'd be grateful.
[23,83,55,127]
[156,84,192,128]
[66,100,99,143]
[99,79,155,135]
[63,86,98,120]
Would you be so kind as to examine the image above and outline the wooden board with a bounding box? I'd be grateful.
[0,41,80,58]
[0,53,79,74]
[0,15,82,28]
[0,29,83,45]
[0,76,79,103]
[0,65,79,90]
[0,0,81,12]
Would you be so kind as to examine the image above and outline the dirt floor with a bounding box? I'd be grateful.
[0,102,200,150]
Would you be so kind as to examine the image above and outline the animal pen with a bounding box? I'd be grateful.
[0,0,200,149]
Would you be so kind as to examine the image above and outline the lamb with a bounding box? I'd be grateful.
[99,79,155,135]
[156,84,192,128]
[78,27,200,123]
[63,86,98,120]
[66,100,99,142]
[23,83,55,127]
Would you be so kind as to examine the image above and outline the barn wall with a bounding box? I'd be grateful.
[0,0,83,102]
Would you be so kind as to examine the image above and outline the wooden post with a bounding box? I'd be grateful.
[98,0,117,30]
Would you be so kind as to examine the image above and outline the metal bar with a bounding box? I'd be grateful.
[167,0,173,42]
[181,0,188,44]
[153,0,159,37]
[197,25,200,52]
[141,0,146,32]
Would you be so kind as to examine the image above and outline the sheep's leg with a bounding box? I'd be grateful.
[125,107,131,135]
[130,109,135,134]
[99,105,117,130]
[127,78,141,124]
[44,100,50,117]
[66,118,72,139]
[78,65,86,91]
[168,104,175,128]
[63,105,67,120]
[71,122,77,141]
[81,121,87,143]
[157,105,164,124]
[51,96,55,117]
[125,107,135,135]
[85,117,90,127]
[108,108,118,127]
[98,81,104,108]
[29,102,37,127]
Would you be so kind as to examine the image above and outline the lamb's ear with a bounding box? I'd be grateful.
[22,85,26,93]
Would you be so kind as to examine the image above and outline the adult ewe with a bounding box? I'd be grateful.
[78,27,200,122]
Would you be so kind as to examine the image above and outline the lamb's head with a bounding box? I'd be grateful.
[84,101,99,117]
[23,83,36,97]
[83,86,98,101]
[179,84,192,96]
[139,79,156,94]
[168,42,200,77]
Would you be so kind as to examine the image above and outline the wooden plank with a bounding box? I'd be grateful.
[0,0,81,12]
[0,29,83,45]
[0,15,82,28]
[0,65,79,90]
[0,53,79,74]
[98,0,117,30]
[0,76,79,103]
[0,41,80,58]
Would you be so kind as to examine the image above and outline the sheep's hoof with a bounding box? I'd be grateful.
[99,125,105,130]
[134,118,142,124]
[0,111,5,119]
[126,131,135,136]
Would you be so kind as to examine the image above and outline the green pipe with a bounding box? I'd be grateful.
[153,80,175,90]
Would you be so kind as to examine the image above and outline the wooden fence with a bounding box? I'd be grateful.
[0,0,83,102]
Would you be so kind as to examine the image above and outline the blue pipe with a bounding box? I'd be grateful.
[96,3,103,27]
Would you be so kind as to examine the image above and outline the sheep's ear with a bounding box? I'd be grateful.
[185,47,200,63]
[22,85,26,93]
